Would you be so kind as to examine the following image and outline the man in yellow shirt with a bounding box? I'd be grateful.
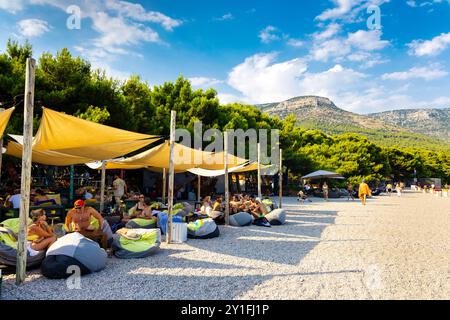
[358,180,372,206]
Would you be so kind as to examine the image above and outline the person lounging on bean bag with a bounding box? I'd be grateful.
[187,218,220,239]
[112,228,161,259]
[262,198,276,212]
[0,226,46,269]
[265,208,287,225]
[41,232,107,279]
[125,218,157,229]
[229,212,253,227]
[65,215,114,246]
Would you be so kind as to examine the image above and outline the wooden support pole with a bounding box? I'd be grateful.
[0,107,4,185]
[224,131,230,226]
[16,58,35,285]
[257,142,262,199]
[197,175,201,202]
[162,167,166,204]
[69,165,74,204]
[279,149,283,209]
[100,161,106,213]
[166,111,176,244]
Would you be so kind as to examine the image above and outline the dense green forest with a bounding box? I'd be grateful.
[1,40,449,185]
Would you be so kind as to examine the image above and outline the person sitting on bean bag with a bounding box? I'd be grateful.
[251,198,271,228]
[28,209,57,251]
[65,200,104,232]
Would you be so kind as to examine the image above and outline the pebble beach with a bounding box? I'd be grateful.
[2,190,450,300]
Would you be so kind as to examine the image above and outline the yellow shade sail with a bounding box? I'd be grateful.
[33,108,160,160]
[90,141,249,171]
[0,107,14,137]
[6,135,94,166]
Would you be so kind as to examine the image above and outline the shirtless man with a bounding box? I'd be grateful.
[65,200,104,232]
[250,198,268,219]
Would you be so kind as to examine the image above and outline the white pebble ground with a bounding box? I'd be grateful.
[2,191,450,300]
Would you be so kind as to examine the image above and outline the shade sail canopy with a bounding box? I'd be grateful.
[32,108,160,160]
[6,135,94,166]
[87,141,249,171]
[301,170,345,180]
[0,107,14,137]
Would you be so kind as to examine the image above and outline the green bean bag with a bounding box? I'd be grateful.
[126,218,157,229]
[265,209,286,225]
[112,229,161,259]
[0,226,46,268]
[229,212,253,227]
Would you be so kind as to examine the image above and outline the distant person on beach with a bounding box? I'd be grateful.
[297,190,312,203]
[358,180,372,206]
[322,182,329,201]
[396,183,402,197]
[347,182,355,201]
[386,183,393,196]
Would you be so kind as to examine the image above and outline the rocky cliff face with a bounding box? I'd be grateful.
[368,108,450,140]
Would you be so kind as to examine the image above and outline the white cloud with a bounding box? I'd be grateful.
[17,19,51,37]
[224,52,450,113]
[104,0,182,31]
[227,53,308,103]
[347,30,389,51]
[213,13,234,21]
[189,77,222,87]
[310,29,390,65]
[316,0,390,23]
[0,0,24,13]
[382,65,448,81]
[259,26,282,43]
[407,32,450,56]
[406,0,417,7]
[287,39,304,47]
[313,23,341,41]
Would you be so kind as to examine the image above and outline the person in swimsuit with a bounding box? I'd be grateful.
[65,199,104,232]
[28,209,57,251]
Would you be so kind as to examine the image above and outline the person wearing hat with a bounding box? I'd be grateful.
[65,199,104,232]
[358,179,372,206]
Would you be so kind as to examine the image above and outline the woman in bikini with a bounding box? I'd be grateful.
[28,209,57,251]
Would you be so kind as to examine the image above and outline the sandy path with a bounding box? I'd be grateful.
[2,191,449,300]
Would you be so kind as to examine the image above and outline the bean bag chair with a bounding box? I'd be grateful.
[112,228,161,259]
[265,208,286,225]
[187,218,220,239]
[1,217,32,234]
[229,212,253,227]
[157,212,183,235]
[0,227,46,269]
[178,202,193,217]
[41,232,107,279]
[208,211,224,220]
[65,216,114,245]
[126,218,157,229]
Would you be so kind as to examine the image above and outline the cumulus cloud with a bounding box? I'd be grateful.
[17,19,51,37]
[382,65,448,81]
[315,0,390,22]
[227,53,308,103]
[407,32,450,56]
[0,0,24,13]
[189,77,222,87]
[259,26,282,43]
[213,13,234,21]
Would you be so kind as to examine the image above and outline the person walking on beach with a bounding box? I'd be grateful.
[395,182,402,197]
[322,182,329,201]
[386,183,393,196]
[358,180,371,206]
[347,182,355,201]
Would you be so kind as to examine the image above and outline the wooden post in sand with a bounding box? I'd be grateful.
[162,167,166,205]
[257,142,262,199]
[166,111,176,244]
[16,58,35,285]
[279,149,283,209]
[100,161,106,213]
[0,107,4,184]
[197,175,201,202]
[224,131,230,226]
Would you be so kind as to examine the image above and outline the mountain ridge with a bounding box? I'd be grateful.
[256,95,450,151]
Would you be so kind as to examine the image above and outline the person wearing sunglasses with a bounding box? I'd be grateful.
[65,199,104,232]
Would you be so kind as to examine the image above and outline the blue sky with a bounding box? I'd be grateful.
[1,0,450,114]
